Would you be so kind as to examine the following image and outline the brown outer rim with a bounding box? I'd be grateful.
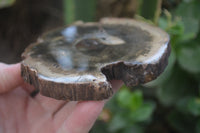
[21,42,170,100]
[21,18,171,101]
[21,63,113,101]
[101,42,171,87]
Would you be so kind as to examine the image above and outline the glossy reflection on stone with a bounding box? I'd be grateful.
[21,18,170,100]
[30,24,152,74]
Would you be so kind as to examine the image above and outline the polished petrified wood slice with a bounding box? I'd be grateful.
[21,18,170,101]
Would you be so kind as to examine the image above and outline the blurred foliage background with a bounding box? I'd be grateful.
[0,0,200,132]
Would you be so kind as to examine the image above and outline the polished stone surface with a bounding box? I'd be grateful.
[23,19,169,83]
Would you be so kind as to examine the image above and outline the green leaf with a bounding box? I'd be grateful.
[64,0,76,24]
[176,97,192,114]
[0,0,15,8]
[166,20,185,46]
[108,114,129,132]
[158,15,185,47]
[122,125,144,133]
[139,0,162,24]
[175,0,200,20]
[188,97,200,116]
[157,65,197,106]
[90,120,108,133]
[158,17,168,30]
[117,89,143,111]
[196,119,200,133]
[168,110,196,133]
[177,41,200,73]
[176,96,200,117]
[183,0,195,3]
[64,0,97,24]
[167,22,184,36]
[176,96,200,116]
[175,0,200,38]
[129,102,155,122]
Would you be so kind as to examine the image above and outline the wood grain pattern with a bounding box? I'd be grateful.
[21,18,170,101]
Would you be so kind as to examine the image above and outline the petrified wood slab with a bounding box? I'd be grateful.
[21,18,170,101]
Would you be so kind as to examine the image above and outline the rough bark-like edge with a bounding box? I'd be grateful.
[21,42,170,100]
[101,42,171,87]
[21,64,113,101]
[21,18,171,101]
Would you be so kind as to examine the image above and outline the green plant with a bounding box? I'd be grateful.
[63,0,96,24]
[91,86,155,133]
[63,0,200,132]
[147,0,200,132]
[0,0,15,8]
